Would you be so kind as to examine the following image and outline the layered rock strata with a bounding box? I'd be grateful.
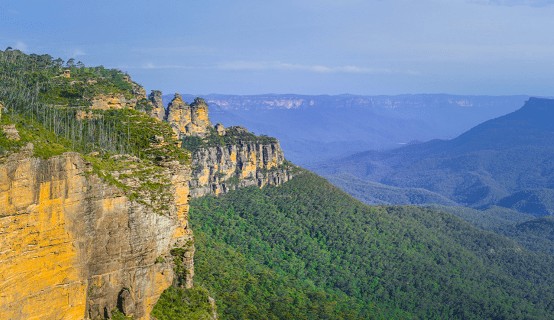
[0,150,193,320]
[90,94,138,110]
[155,91,295,198]
[190,137,293,198]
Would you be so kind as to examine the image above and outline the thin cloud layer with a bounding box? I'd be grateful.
[125,61,407,75]
[13,40,27,52]
[5,1,554,95]
[479,0,554,6]
[216,61,402,75]
[69,48,86,58]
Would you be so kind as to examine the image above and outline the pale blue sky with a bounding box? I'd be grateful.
[2,0,554,95]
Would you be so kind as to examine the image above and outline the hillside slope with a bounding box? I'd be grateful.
[315,98,554,213]
[190,172,554,319]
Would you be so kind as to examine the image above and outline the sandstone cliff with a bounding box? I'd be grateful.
[0,47,293,320]
[188,127,294,198]
[82,85,295,200]
[0,149,193,319]
[156,92,296,197]
[90,76,147,110]
[148,90,166,121]
[1,83,290,319]
[90,93,139,110]
[166,94,212,138]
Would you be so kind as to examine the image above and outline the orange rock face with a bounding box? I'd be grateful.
[189,140,293,198]
[90,94,137,110]
[0,152,192,319]
[166,94,212,138]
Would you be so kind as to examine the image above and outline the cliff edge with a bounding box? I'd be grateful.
[0,49,294,319]
[0,149,193,319]
[0,50,195,319]
[162,93,297,198]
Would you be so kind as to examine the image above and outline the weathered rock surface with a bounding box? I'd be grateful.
[2,124,20,141]
[166,94,212,138]
[190,137,294,198]
[90,93,139,110]
[0,151,193,319]
[149,92,295,198]
[90,78,146,110]
[215,123,226,136]
[148,90,166,121]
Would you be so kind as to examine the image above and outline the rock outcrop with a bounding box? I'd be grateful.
[0,151,193,320]
[215,123,226,136]
[166,94,212,138]
[90,93,140,110]
[90,77,146,110]
[147,92,296,198]
[189,132,294,197]
[148,90,165,121]
[2,124,20,141]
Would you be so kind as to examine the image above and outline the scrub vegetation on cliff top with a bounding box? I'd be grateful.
[182,126,278,153]
[0,49,188,211]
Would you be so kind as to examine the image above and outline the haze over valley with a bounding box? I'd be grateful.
[2,1,554,319]
[174,93,528,164]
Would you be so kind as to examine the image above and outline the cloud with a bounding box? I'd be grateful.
[121,61,418,75]
[475,0,554,6]
[132,45,215,55]
[13,40,27,52]
[69,48,86,58]
[122,63,197,70]
[215,61,404,75]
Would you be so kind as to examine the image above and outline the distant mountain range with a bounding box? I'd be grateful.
[314,98,554,216]
[164,94,528,165]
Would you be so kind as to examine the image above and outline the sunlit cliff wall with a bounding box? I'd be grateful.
[190,138,293,197]
[0,150,193,320]
[159,91,295,198]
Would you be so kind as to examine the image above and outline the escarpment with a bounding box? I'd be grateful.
[0,49,293,320]
[188,128,294,197]
[80,82,294,200]
[0,49,199,319]
[0,150,193,320]
[159,92,296,198]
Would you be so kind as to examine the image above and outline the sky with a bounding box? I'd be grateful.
[1,0,554,96]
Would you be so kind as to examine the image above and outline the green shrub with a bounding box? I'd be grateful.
[152,286,214,320]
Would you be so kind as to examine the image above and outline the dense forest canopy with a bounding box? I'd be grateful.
[183,172,554,319]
